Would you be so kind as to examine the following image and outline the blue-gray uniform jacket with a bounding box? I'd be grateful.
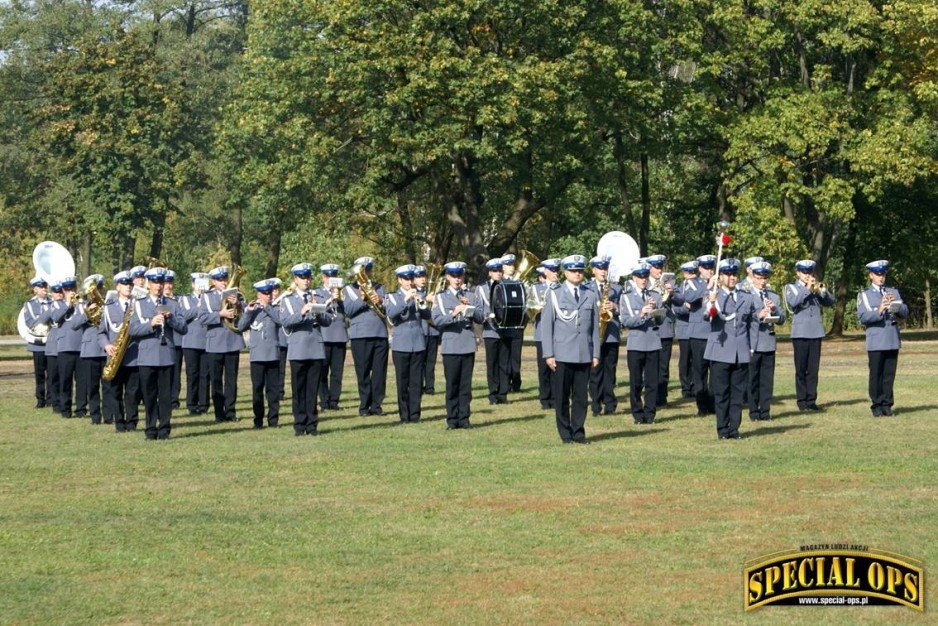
[314,287,349,343]
[619,288,663,352]
[671,277,709,340]
[98,298,140,367]
[236,304,282,362]
[70,301,107,358]
[857,285,908,351]
[750,288,786,353]
[541,283,601,363]
[584,279,622,344]
[386,289,430,353]
[198,289,246,353]
[785,282,834,339]
[704,289,757,364]
[650,278,675,340]
[530,281,551,343]
[21,297,51,353]
[129,296,187,366]
[38,300,65,357]
[431,288,485,354]
[279,290,332,360]
[475,281,503,340]
[51,299,83,353]
[178,294,206,350]
[344,281,389,339]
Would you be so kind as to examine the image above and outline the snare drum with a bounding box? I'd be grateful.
[491,280,527,329]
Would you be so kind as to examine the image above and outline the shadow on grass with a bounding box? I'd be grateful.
[895,404,938,416]
[744,423,811,438]
[171,425,250,439]
[170,419,229,428]
[475,413,546,429]
[589,427,668,442]
[823,398,868,408]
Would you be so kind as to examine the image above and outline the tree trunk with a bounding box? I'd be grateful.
[231,201,243,266]
[264,215,283,278]
[149,222,164,261]
[396,191,417,261]
[925,276,933,330]
[829,216,857,336]
[121,234,136,271]
[639,151,651,256]
[451,152,486,274]
[185,3,197,39]
[79,230,91,278]
[613,132,637,237]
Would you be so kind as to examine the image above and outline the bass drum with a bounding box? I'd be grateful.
[491,280,527,329]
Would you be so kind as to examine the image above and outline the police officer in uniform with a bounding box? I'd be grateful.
[477,258,511,404]
[531,259,561,409]
[315,264,348,410]
[673,255,715,415]
[620,262,662,424]
[22,277,52,408]
[738,256,764,294]
[748,262,785,421]
[542,255,600,444]
[50,276,82,418]
[237,279,283,428]
[705,259,756,439]
[785,259,834,411]
[585,255,620,416]
[98,271,141,431]
[163,270,184,409]
[345,256,389,416]
[39,281,65,415]
[672,261,698,399]
[646,254,675,405]
[387,264,431,423]
[130,265,147,289]
[500,254,523,392]
[857,260,909,417]
[414,266,440,395]
[179,273,209,414]
[71,275,107,423]
[200,266,245,422]
[281,263,333,436]
[130,268,187,439]
[431,262,485,429]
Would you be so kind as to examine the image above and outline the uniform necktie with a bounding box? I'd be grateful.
[303,292,310,304]
[574,288,579,304]
[122,301,128,313]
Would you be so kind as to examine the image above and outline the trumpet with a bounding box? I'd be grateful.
[808,277,828,294]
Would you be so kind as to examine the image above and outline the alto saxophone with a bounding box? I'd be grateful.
[102,299,134,382]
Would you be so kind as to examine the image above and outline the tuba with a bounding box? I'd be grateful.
[80,275,106,327]
[18,241,77,344]
[513,250,541,284]
[221,263,246,332]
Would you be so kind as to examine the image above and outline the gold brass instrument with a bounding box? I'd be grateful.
[353,264,387,321]
[272,284,295,306]
[221,263,246,332]
[807,277,828,295]
[598,281,613,339]
[513,250,541,284]
[80,275,106,327]
[102,286,147,381]
[417,263,443,310]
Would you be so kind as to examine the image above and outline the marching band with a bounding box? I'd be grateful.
[18,237,914,442]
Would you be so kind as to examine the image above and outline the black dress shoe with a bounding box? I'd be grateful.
[807,403,823,411]
[35,401,45,409]
[881,408,894,416]
[371,407,384,416]
[463,423,474,429]
[307,430,319,436]
[573,439,591,445]
[592,411,600,418]
[294,431,305,437]
[253,423,264,430]
[562,439,573,444]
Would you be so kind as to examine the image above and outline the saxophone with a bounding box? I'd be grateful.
[598,281,612,339]
[102,299,135,382]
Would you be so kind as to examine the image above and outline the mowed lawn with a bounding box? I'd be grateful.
[0,334,935,624]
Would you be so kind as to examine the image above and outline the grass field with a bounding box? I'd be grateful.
[0,334,935,624]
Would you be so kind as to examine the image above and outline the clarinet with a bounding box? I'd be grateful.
[158,296,167,346]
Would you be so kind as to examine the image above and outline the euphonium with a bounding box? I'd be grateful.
[513,250,541,284]
[221,263,246,332]
[80,275,106,327]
